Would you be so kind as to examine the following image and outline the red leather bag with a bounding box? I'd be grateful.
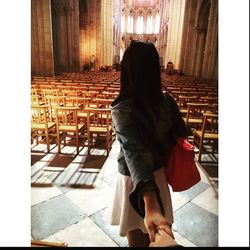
[165,137,201,192]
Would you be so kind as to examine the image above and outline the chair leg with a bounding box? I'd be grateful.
[63,132,66,145]
[198,138,203,163]
[57,130,61,154]
[45,130,50,153]
[106,137,109,156]
[76,133,79,154]
[87,131,91,155]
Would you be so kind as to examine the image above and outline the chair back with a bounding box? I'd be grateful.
[86,107,111,129]
[31,105,49,126]
[55,107,79,130]
[86,107,113,155]
[201,112,218,137]
[186,103,210,130]
[46,95,66,121]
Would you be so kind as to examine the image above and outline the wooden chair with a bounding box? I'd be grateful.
[90,98,113,109]
[185,103,210,131]
[192,112,218,163]
[66,97,91,124]
[178,95,198,117]
[31,104,56,153]
[45,95,67,122]
[31,91,40,105]
[55,107,85,154]
[31,240,68,247]
[86,107,114,156]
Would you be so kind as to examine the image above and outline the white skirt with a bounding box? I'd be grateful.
[106,167,174,237]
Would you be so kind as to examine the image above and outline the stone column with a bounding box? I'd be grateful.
[65,0,80,72]
[194,28,207,76]
[51,0,67,74]
[51,0,79,75]
[101,0,113,67]
[164,0,186,70]
[202,0,218,79]
[31,0,54,76]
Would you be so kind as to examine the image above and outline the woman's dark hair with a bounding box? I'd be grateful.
[119,40,163,114]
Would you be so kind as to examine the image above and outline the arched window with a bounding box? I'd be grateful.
[136,16,143,34]
[146,15,153,34]
[121,15,125,33]
[127,15,134,33]
[154,14,160,34]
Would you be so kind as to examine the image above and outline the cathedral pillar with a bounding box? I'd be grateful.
[193,28,207,76]
[100,0,113,67]
[165,0,186,70]
[202,0,218,79]
[51,0,80,75]
[31,0,54,76]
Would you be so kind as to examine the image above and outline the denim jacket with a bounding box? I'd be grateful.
[111,93,177,218]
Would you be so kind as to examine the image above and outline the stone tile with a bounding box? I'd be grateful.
[175,181,210,201]
[53,163,81,186]
[171,191,190,212]
[31,144,49,153]
[31,186,63,206]
[82,154,108,169]
[201,163,218,179]
[93,176,115,194]
[59,146,82,154]
[170,181,209,212]
[48,154,76,168]
[65,180,113,216]
[197,165,210,185]
[192,187,218,215]
[173,202,218,247]
[101,172,118,188]
[90,148,107,155]
[31,194,85,240]
[31,172,53,187]
[90,208,128,247]
[44,217,118,247]
[58,185,79,194]
[72,154,88,164]
[31,161,49,177]
[108,140,120,161]
[31,153,46,165]
[31,140,218,247]
[99,157,118,179]
[173,232,197,247]
[66,169,99,188]
[40,153,57,163]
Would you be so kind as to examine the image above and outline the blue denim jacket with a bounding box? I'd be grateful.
[111,94,175,217]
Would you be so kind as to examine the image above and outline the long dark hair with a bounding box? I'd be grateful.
[119,40,163,115]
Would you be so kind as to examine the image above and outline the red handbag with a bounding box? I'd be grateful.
[165,137,201,192]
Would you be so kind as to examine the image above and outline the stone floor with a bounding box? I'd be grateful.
[31,139,218,247]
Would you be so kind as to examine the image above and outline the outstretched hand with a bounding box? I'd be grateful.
[144,211,174,242]
[149,227,178,247]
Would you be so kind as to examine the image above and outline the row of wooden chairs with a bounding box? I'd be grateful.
[192,112,218,163]
[31,104,115,156]
[31,89,119,106]
[162,76,218,164]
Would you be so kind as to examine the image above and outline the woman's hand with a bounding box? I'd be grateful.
[143,190,174,242]
[149,228,178,247]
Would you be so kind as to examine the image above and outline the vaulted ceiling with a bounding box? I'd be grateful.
[122,0,161,13]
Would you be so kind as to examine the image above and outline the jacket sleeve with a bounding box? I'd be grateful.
[164,93,190,138]
[111,103,165,218]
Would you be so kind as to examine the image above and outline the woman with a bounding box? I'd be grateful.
[107,41,188,247]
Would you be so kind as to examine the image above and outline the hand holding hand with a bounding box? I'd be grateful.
[143,190,174,242]
[149,227,178,247]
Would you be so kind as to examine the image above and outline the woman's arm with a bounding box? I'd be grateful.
[143,190,174,242]
[112,103,163,218]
